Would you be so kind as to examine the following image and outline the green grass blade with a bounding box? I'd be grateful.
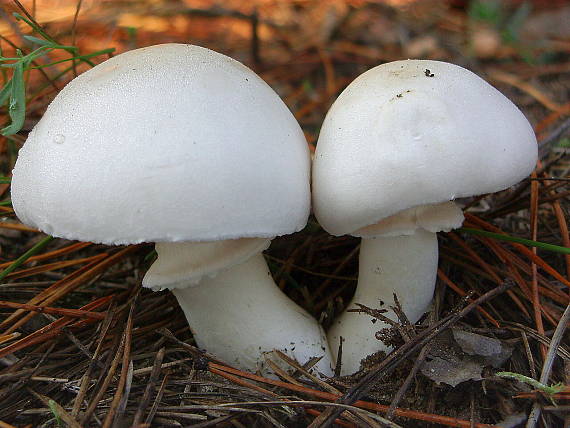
[29,48,115,70]
[460,227,570,255]
[0,79,12,105]
[0,235,54,282]
[48,399,63,427]
[2,61,26,136]
[23,46,54,65]
[13,13,61,49]
[23,35,53,47]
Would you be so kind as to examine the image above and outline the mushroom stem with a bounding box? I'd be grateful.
[155,250,333,376]
[328,230,438,375]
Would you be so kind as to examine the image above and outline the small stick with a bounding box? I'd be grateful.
[526,303,570,428]
[71,300,116,416]
[145,374,169,426]
[386,341,430,419]
[102,300,135,428]
[209,362,498,428]
[81,325,126,424]
[308,282,513,427]
[132,347,166,425]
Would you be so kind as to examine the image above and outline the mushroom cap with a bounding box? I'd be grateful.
[12,44,310,245]
[312,60,537,236]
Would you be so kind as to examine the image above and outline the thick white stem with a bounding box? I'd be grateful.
[172,253,333,376]
[328,230,438,375]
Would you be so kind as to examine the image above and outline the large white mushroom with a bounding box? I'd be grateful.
[12,44,333,375]
[312,60,537,375]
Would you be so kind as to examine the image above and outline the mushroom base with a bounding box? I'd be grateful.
[328,230,438,375]
[172,253,333,376]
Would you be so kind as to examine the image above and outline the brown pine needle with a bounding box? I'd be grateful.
[0,222,38,233]
[102,300,135,428]
[0,300,106,319]
[0,295,112,359]
[209,363,498,428]
[1,245,140,333]
[4,254,104,280]
[0,242,91,269]
[0,253,109,331]
[447,232,531,319]
[465,214,570,288]
[436,269,500,327]
[488,70,562,112]
[530,170,547,359]
[0,331,20,345]
[0,4,567,427]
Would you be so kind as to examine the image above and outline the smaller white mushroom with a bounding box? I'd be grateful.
[11,44,333,376]
[312,60,538,375]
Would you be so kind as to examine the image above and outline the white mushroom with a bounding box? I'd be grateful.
[312,60,538,375]
[12,44,333,376]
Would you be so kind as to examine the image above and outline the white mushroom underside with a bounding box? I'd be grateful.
[143,238,271,290]
[354,201,464,238]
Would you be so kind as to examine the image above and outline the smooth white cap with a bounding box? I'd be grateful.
[12,44,310,245]
[312,60,537,236]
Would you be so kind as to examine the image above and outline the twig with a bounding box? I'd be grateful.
[520,330,537,379]
[210,362,497,428]
[437,268,502,326]
[386,340,430,419]
[145,373,169,426]
[270,350,377,426]
[81,319,127,424]
[102,299,135,428]
[182,412,250,428]
[132,347,165,425]
[526,303,570,428]
[218,400,403,428]
[503,322,570,360]
[308,282,513,427]
[71,300,117,416]
[210,365,278,398]
[156,327,226,366]
[272,350,337,393]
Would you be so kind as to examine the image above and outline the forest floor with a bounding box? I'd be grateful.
[0,0,569,427]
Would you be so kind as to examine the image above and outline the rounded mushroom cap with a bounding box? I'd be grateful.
[312,60,537,236]
[12,44,310,245]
